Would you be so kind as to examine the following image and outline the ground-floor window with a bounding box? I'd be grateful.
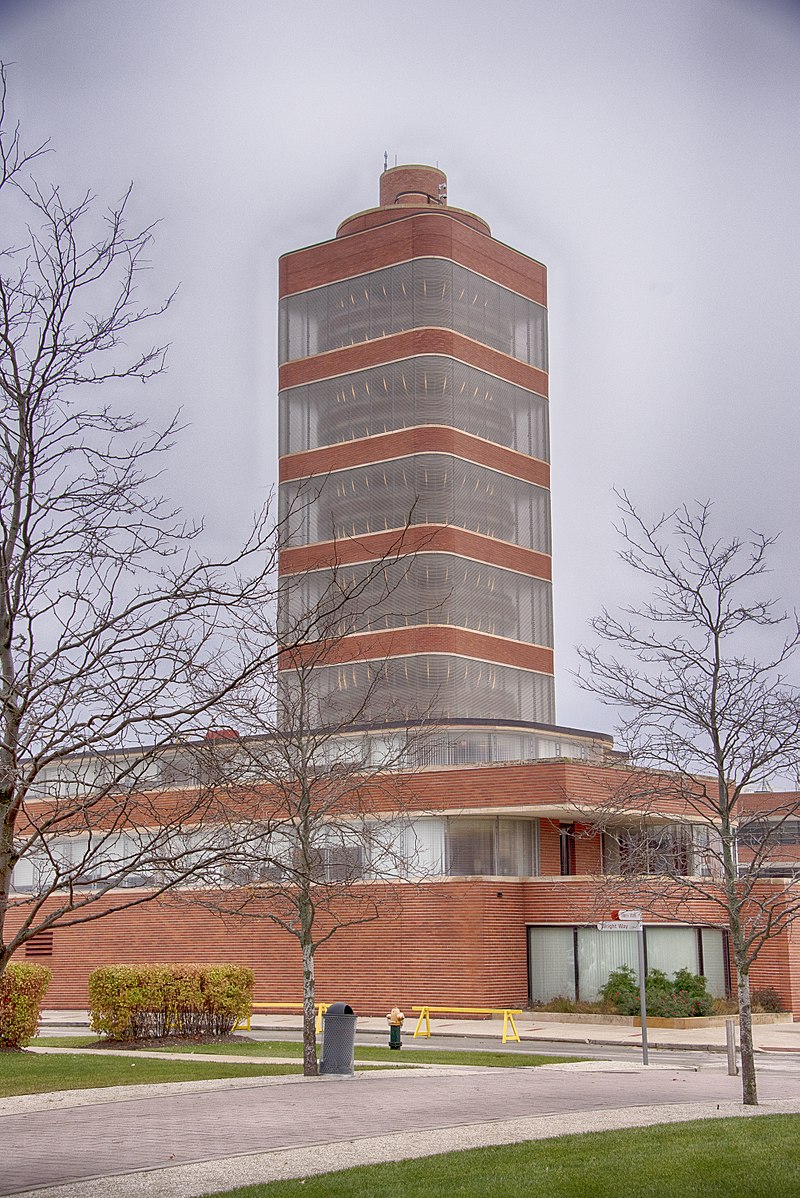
[527,924,728,1003]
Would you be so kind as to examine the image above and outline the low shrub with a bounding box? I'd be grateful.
[601,966,640,1015]
[0,961,51,1049]
[672,968,708,999]
[88,964,254,1041]
[645,968,673,994]
[751,987,785,1014]
[671,968,714,1017]
[537,995,579,1014]
[602,966,713,1017]
[529,997,607,1014]
[646,988,711,1018]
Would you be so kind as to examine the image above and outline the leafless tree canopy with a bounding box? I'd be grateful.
[0,64,418,972]
[577,492,800,1104]
[177,541,433,1075]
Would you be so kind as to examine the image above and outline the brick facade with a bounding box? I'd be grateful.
[11,165,799,1020]
[12,863,799,1013]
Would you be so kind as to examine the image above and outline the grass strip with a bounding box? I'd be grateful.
[32,1037,582,1068]
[350,1047,584,1068]
[200,1114,800,1198]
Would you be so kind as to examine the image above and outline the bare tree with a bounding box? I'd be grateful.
[181,542,433,1076]
[0,64,356,974]
[577,494,800,1105]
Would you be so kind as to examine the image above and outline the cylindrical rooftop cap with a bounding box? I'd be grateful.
[380,165,447,208]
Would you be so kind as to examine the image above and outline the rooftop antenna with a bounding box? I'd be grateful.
[383,150,388,171]
[395,154,398,166]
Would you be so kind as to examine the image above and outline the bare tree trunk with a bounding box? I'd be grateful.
[735,962,758,1106]
[300,909,318,1077]
[728,879,758,1105]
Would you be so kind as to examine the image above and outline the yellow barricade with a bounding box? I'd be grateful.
[235,1001,330,1034]
[411,1005,522,1044]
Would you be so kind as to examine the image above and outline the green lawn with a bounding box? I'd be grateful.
[200,1115,800,1198]
[7,1047,414,1095]
[15,1036,583,1098]
[0,1052,301,1097]
[32,1037,581,1068]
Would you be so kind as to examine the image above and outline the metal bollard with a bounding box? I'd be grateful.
[726,1017,739,1076]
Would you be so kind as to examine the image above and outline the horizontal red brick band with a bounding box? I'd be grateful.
[279,210,547,306]
[279,328,549,397]
[278,525,553,581]
[279,426,550,488]
[278,625,554,673]
[13,871,787,1014]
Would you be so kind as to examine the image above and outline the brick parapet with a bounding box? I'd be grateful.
[279,210,547,306]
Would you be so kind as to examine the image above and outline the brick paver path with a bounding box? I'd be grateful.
[3,1067,800,1195]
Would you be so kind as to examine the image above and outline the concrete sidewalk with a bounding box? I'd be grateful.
[38,1007,800,1053]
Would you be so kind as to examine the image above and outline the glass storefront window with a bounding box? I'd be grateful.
[527,925,728,1003]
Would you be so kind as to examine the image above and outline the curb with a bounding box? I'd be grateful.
[37,1017,786,1056]
[348,1026,735,1055]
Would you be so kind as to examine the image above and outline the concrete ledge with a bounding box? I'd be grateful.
[528,1012,635,1025]
[529,1011,793,1029]
[633,1013,794,1029]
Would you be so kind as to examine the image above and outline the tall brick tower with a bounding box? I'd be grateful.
[278,164,555,739]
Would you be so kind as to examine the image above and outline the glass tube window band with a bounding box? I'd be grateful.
[278,653,556,726]
[279,355,549,461]
[279,258,548,371]
[279,454,552,555]
[278,553,554,647]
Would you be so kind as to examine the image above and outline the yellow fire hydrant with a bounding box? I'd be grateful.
[386,1006,405,1050]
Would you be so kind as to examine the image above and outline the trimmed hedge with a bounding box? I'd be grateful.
[0,961,51,1049]
[88,964,254,1041]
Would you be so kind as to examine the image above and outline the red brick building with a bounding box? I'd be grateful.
[10,166,800,1014]
[278,163,555,729]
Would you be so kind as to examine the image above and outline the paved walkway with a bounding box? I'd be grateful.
[5,1010,797,1197]
[4,1053,800,1197]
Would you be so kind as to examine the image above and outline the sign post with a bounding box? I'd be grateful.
[636,921,648,1066]
[598,909,648,1066]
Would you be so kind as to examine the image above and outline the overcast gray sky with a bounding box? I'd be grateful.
[3,0,799,737]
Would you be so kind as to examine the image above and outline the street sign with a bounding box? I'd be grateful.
[598,914,649,1066]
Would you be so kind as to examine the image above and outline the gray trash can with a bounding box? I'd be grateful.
[320,1002,356,1076]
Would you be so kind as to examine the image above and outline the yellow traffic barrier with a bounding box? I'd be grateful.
[411,1005,522,1044]
[235,1001,330,1033]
